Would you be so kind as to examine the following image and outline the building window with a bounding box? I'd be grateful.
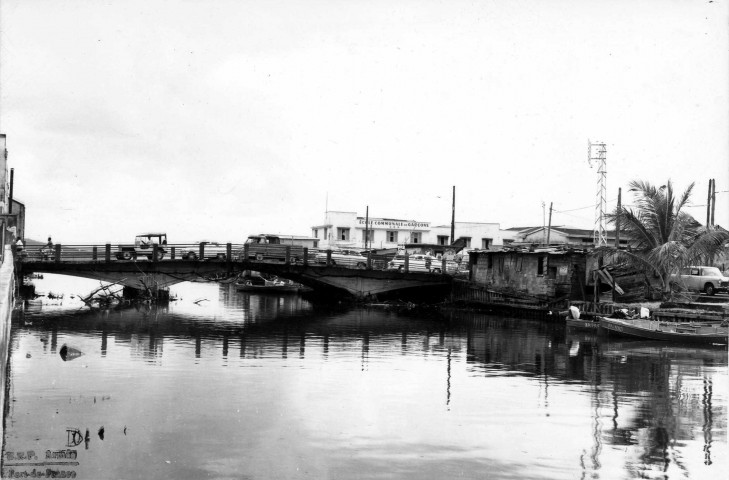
[387,231,398,243]
[437,235,449,245]
[411,232,422,244]
[313,229,319,238]
[537,255,546,275]
[481,238,492,249]
[338,228,350,241]
[547,266,557,279]
[458,237,472,248]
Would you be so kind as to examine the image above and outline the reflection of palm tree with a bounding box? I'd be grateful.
[600,180,729,300]
[702,376,714,466]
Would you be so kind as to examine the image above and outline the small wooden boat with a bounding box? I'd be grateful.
[236,282,301,293]
[598,316,728,345]
[565,317,600,330]
[235,274,302,294]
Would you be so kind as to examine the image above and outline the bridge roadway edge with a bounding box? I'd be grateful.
[19,260,454,300]
[0,246,16,461]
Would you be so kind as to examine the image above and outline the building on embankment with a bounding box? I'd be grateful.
[0,134,18,447]
[311,210,509,252]
[455,241,665,319]
[455,247,590,318]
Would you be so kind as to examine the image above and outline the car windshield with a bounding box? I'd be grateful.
[702,267,723,276]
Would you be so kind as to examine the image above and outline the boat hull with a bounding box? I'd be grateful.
[235,284,301,294]
[598,317,728,345]
[565,317,600,330]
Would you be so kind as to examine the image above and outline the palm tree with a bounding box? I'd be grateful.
[600,179,729,300]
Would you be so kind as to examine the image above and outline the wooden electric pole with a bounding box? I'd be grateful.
[546,202,553,245]
[615,187,621,249]
[450,186,455,244]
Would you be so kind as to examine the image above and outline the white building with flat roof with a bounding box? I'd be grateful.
[311,211,507,251]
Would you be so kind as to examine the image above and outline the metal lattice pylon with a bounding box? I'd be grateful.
[588,140,607,247]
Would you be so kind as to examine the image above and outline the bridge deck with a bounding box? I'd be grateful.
[16,243,464,299]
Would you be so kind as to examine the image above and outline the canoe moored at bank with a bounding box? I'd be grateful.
[598,316,728,345]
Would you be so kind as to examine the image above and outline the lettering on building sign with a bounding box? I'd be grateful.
[357,219,430,230]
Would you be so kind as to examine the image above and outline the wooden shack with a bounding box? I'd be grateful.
[467,249,588,303]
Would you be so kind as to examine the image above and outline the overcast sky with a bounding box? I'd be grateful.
[1,0,727,244]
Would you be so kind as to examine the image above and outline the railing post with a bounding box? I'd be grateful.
[285,246,291,264]
[171,246,176,260]
[442,258,446,274]
[199,242,205,260]
[152,243,159,263]
[326,250,332,266]
[226,243,232,267]
[367,250,372,270]
[105,244,111,263]
[404,254,409,272]
[243,244,249,262]
[55,244,61,263]
[303,247,308,266]
[92,246,98,261]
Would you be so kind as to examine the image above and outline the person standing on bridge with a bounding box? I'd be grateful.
[15,237,24,256]
[42,236,54,260]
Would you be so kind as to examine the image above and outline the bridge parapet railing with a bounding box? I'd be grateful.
[17,243,454,276]
[19,243,248,263]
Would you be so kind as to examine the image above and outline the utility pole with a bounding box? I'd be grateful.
[542,201,546,244]
[8,168,13,214]
[546,202,553,245]
[450,186,455,244]
[711,178,716,227]
[364,206,369,250]
[707,179,712,226]
[615,187,621,249]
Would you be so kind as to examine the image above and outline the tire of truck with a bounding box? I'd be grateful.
[356,262,366,269]
[704,283,716,296]
[121,251,132,260]
[255,253,264,261]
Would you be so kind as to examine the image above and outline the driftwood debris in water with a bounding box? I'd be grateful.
[79,280,127,310]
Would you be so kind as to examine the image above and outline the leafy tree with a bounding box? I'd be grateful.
[600,179,729,299]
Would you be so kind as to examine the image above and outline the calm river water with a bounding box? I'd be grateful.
[2,274,727,479]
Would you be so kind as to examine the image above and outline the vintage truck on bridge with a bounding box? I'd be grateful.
[116,233,167,260]
[243,234,319,263]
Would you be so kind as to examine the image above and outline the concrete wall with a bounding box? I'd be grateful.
[0,246,16,445]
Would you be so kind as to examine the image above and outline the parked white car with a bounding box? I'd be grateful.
[179,241,228,261]
[387,254,457,274]
[315,249,368,269]
[670,266,729,295]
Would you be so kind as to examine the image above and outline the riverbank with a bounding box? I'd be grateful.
[0,246,16,450]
